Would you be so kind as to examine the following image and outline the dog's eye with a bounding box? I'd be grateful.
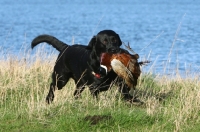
[112,38,117,43]
[103,40,108,45]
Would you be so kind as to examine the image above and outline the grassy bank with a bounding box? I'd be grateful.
[0,52,200,132]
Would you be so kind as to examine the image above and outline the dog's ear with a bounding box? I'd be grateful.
[87,36,96,49]
[116,34,122,46]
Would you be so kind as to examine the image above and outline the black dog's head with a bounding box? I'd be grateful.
[87,30,122,74]
[87,30,122,56]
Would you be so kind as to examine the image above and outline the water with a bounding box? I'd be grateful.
[0,0,200,75]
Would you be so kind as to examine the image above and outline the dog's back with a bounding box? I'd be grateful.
[56,45,92,80]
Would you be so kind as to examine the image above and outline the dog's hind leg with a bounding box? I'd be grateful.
[46,71,70,104]
[46,83,56,104]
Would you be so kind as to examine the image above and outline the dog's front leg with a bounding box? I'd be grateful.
[118,82,134,101]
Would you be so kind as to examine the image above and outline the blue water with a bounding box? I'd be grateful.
[1,0,200,75]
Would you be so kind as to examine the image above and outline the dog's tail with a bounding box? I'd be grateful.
[31,35,68,52]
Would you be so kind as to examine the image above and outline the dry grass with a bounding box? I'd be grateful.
[0,49,200,131]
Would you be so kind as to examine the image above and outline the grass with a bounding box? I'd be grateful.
[0,50,200,132]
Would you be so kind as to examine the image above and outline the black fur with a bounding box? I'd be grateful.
[31,30,132,103]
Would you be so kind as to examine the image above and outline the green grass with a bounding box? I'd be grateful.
[0,53,200,132]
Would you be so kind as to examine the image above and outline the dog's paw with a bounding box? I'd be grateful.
[126,97,144,106]
[46,95,54,104]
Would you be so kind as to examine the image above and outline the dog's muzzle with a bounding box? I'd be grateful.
[108,47,120,53]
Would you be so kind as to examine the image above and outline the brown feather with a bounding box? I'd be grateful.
[100,52,141,91]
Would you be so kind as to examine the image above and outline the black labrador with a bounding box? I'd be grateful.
[31,30,132,103]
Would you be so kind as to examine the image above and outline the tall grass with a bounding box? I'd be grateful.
[0,48,200,132]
